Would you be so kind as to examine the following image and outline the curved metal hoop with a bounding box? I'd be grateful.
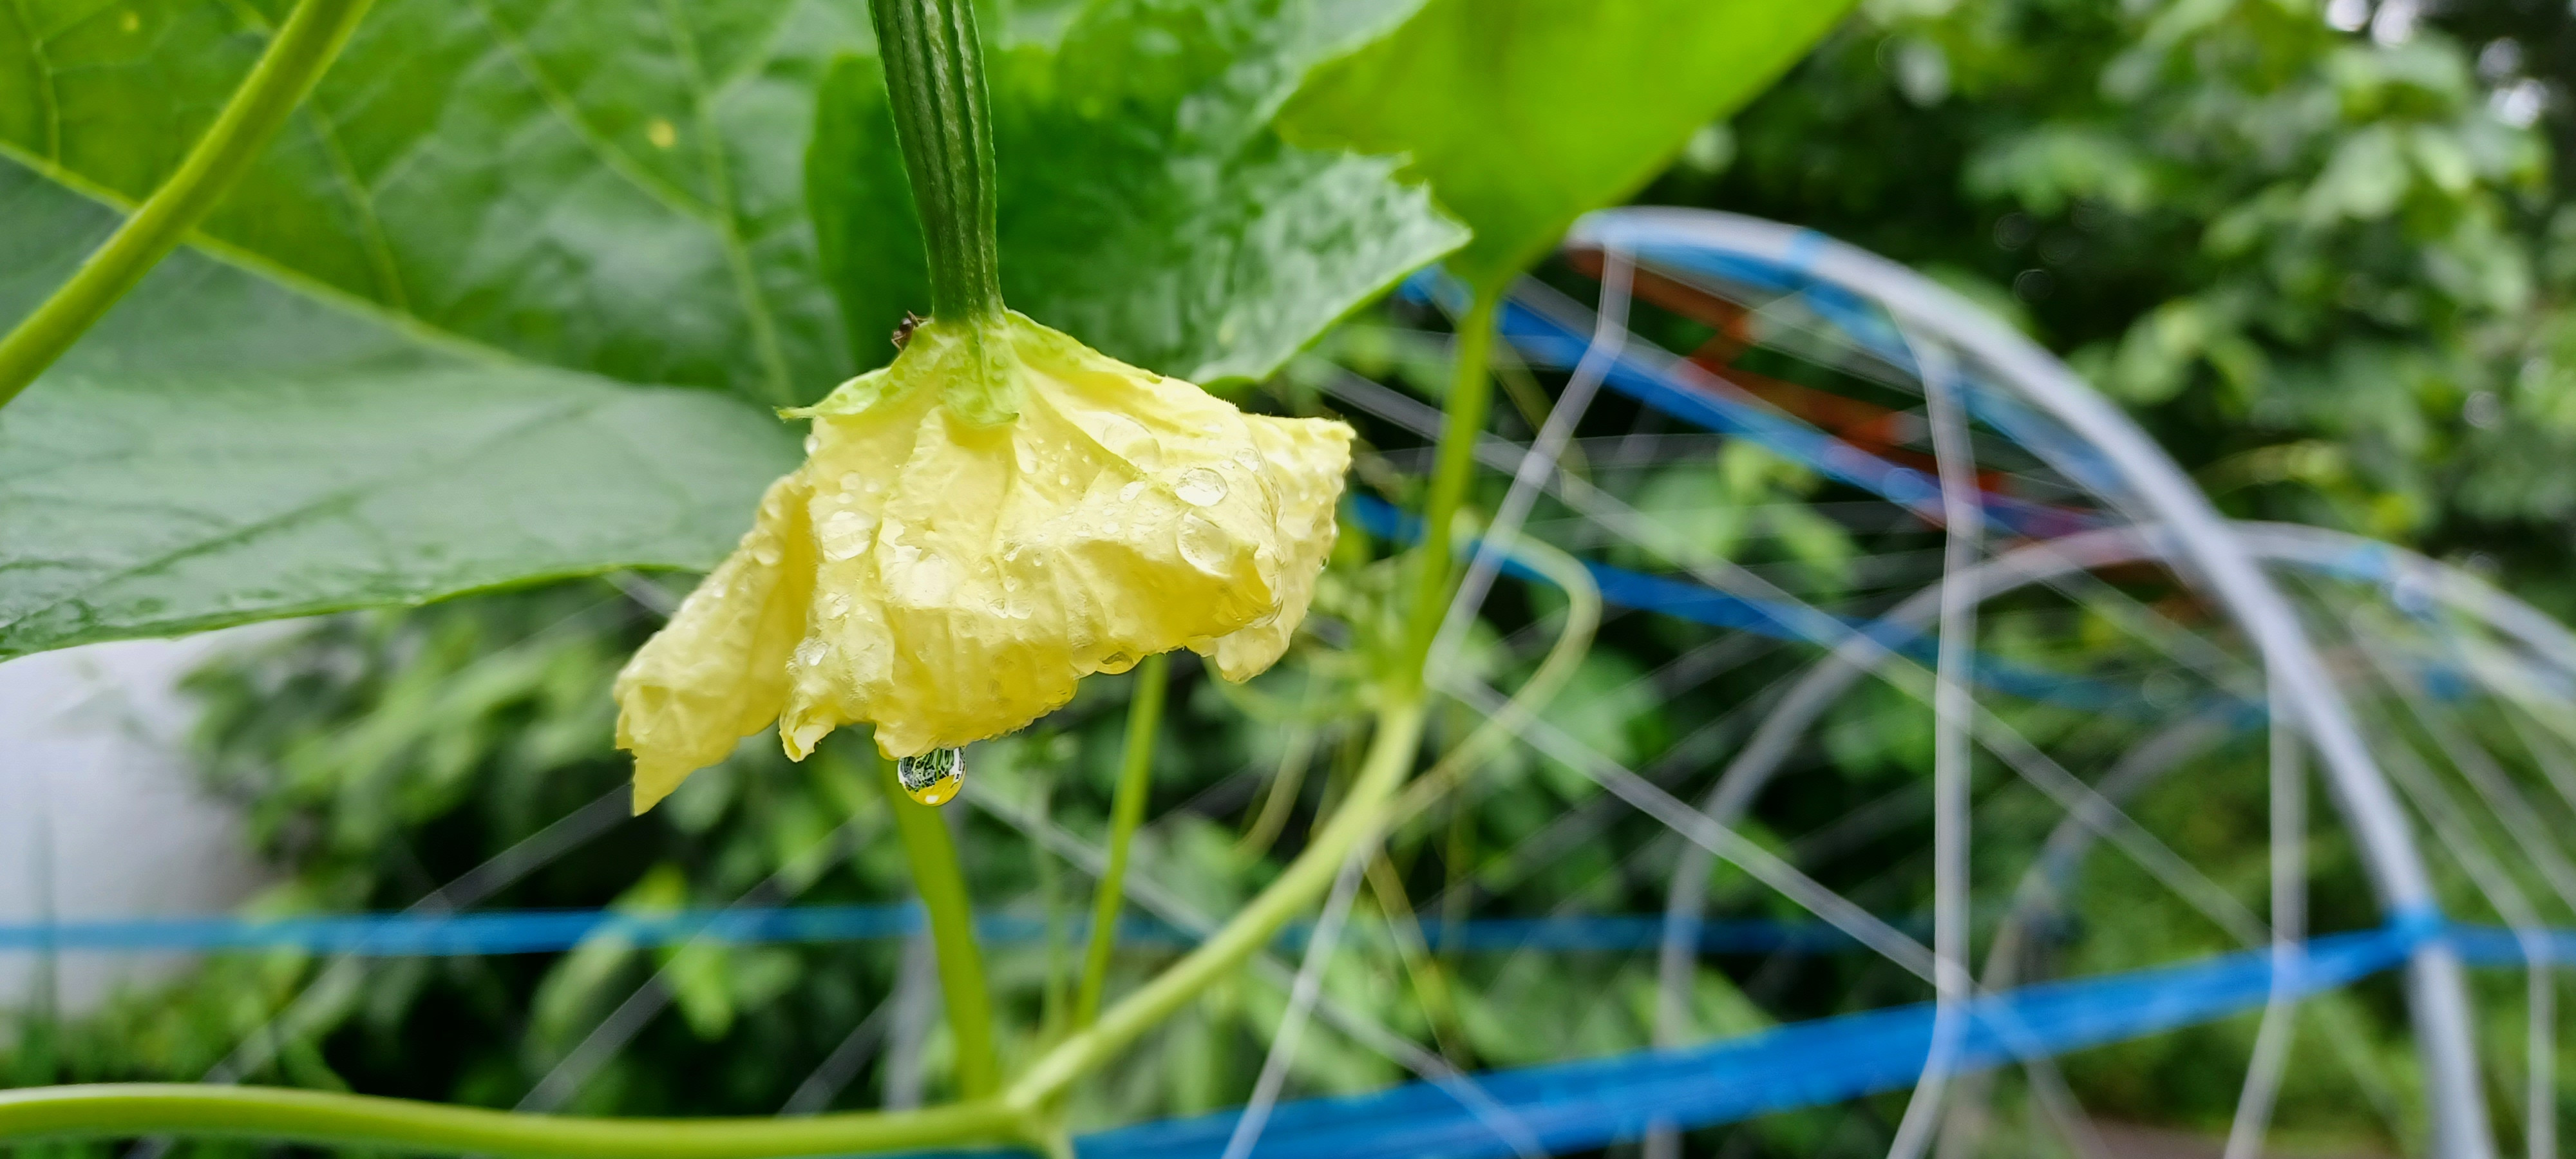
[1574,207,2496,1158]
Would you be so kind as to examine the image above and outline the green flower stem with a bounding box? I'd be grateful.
[1007,697,1426,1111]
[0,1084,1021,1158]
[1072,651,1170,1030]
[869,0,1002,323]
[875,752,1003,1101]
[0,0,373,411]
[1401,288,1502,685]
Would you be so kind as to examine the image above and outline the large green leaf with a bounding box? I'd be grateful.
[1,0,871,407]
[1277,0,1856,293]
[0,163,797,659]
[806,0,1468,383]
[0,0,850,659]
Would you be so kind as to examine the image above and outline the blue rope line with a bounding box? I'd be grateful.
[1345,494,2164,720]
[1075,913,2477,1159]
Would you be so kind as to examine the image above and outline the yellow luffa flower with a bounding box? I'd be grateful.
[613,312,1353,812]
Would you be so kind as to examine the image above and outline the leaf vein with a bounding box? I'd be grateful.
[0,146,546,377]
[462,0,721,225]
[659,0,793,405]
[6,0,59,160]
[308,106,411,313]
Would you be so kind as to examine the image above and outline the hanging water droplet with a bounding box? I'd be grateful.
[896,746,965,806]
[1175,466,1227,507]
[804,433,820,455]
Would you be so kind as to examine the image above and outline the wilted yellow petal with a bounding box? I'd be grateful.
[1195,413,1352,681]
[616,312,1351,806]
[612,473,815,813]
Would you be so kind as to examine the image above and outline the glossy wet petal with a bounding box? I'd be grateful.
[612,472,815,813]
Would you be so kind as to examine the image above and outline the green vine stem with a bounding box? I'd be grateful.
[1007,697,1428,1111]
[869,0,1001,323]
[1387,527,1601,831]
[0,0,374,411]
[1073,652,1170,1030]
[875,750,1003,1100]
[1401,289,1502,684]
[0,1085,1023,1158]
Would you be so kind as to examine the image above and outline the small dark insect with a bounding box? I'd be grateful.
[891,312,927,350]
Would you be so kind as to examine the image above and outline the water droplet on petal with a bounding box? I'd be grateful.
[1093,413,1162,471]
[838,471,865,493]
[824,592,851,619]
[1119,480,1146,504]
[896,747,965,806]
[820,509,878,561]
[792,638,828,670]
[896,552,960,603]
[1178,513,1231,574]
[1175,467,1227,507]
[752,540,783,567]
[804,433,820,455]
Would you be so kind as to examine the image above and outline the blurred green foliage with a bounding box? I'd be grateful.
[1694,0,2576,601]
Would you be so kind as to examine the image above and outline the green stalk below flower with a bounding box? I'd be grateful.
[1073,651,1170,1030]
[875,748,1003,1100]
[1007,697,1426,1110]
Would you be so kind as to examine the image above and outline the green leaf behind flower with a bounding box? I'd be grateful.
[1276,0,1857,294]
[1,0,868,407]
[804,0,1470,384]
[0,0,855,656]
[0,165,797,659]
